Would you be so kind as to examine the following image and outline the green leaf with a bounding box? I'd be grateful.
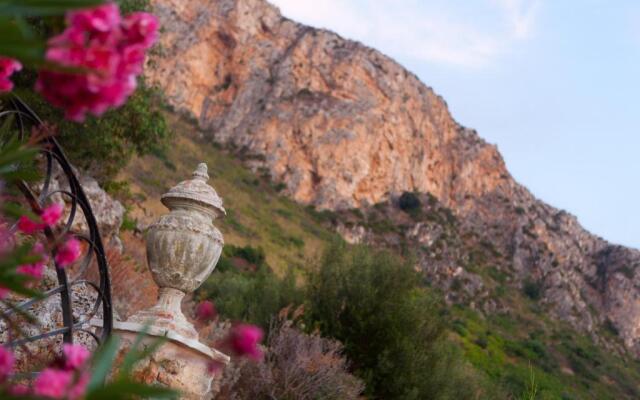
[0,18,44,64]
[87,335,121,391]
[0,133,39,183]
[118,326,167,377]
[0,113,14,136]
[2,202,39,221]
[0,242,43,298]
[0,0,106,17]
[1,297,39,324]
[87,380,179,400]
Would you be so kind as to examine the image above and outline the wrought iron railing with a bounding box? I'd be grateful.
[0,95,113,357]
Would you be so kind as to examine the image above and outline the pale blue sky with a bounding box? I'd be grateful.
[271,0,640,248]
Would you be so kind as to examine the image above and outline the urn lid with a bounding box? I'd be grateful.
[161,163,226,218]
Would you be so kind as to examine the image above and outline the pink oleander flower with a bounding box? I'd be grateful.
[63,344,90,370]
[17,262,45,280]
[0,57,22,93]
[67,372,89,400]
[17,215,43,234]
[122,12,159,49]
[0,287,8,300]
[16,203,64,234]
[228,324,264,360]
[41,203,64,227]
[36,3,159,122]
[0,346,15,382]
[34,368,73,398]
[68,2,121,33]
[9,384,30,395]
[18,241,48,280]
[55,238,82,268]
[196,300,217,321]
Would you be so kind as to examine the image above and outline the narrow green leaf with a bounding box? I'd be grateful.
[117,325,149,375]
[87,380,179,400]
[0,113,14,136]
[119,335,167,378]
[0,0,106,17]
[1,202,39,221]
[0,20,45,64]
[1,298,39,324]
[87,335,121,391]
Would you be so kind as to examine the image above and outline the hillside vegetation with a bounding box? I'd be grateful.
[115,113,640,399]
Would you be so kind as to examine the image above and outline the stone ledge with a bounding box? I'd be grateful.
[90,318,230,364]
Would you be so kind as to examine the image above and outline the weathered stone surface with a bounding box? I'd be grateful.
[0,266,102,372]
[146,0,640,355]
[114,330,225,399]
[127,163,225,339]
[42,164,125,249]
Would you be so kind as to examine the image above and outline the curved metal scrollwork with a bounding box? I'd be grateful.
[0,95,113,357]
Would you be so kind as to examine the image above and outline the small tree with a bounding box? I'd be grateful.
[398,191,421,212]
[307,241,480,399]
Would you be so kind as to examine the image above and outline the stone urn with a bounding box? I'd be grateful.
[128,163,226,339]
[92,163,230,399]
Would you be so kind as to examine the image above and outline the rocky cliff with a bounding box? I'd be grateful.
[145,0,640,355]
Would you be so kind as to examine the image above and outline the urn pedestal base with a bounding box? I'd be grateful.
[126,287,198,339]
[91,319,230,399]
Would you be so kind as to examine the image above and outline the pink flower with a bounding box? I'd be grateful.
[0,287,8,300]
[36,3,159,121]
[41,203,64,227]
[9,384,30,395]
[0,346,15,382]
[196,300,217,321]
[17,204,65,234]
[228,324,264,360]
[63,344,90,370]
[122,12,159,49]
[68,3,121,33]
[67,372,89,400]
[17,262,45,280]
[34,368,73,398]
[17,215,44,234]
[0,57,22,93]
[17,242,48,280]
[55,238,82,268]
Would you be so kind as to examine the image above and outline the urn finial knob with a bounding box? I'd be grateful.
[193,163,209,181]
[160,162,226,218]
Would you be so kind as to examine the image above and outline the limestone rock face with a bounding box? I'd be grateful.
[147,0,508,211]
[146,0,640,355]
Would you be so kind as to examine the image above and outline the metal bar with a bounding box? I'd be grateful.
[6,327,70,348]
[1,95,114,361]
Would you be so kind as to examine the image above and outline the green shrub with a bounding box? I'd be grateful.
[307,241,480,400]
[398,191,421,212]
[197,258,303,330]
[15,80,170,182]
[118,0,151,13]
[228,244,266,266]
[121,210,137,232]
[523,279,542,301]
